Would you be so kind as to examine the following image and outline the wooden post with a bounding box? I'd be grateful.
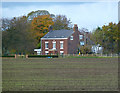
[15,54,16,58]
[26,54,28,58]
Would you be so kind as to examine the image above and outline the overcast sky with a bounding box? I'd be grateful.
[1,1,118,31]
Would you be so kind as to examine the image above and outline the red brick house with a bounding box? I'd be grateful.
[41,24,85,55]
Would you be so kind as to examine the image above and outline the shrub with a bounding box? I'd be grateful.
[2,55,15,57]
[28,55,58,58]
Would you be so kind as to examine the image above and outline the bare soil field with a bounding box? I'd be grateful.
[2,58,118,91]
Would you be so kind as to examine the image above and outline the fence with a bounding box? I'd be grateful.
[2,53,119,58]
[59,53,119,58]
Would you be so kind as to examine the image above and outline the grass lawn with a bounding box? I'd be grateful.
[2,58,118,91]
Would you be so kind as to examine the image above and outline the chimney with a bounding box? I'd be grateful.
[48,25,53,32]
[73,24,78,32]
[85,32,89,38]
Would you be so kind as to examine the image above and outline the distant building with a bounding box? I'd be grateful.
[36,24,103,55]
[41,24,85,55]
[91,44,103,54]
[34,49,41,55]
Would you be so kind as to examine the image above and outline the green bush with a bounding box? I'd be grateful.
[28,55,58,58]
[2,55,15,57]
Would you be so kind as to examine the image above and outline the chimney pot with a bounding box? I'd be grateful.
[73,24,78,32]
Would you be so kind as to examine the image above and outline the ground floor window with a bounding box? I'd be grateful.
[80,41,84,46]
[60,51,64,55]
[45,42,49,49]
[45,51,49,55]
[60,41,64,49]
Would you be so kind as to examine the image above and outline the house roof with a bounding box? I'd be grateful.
[42,29,74,39]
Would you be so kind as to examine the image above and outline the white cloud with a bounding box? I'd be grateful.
[44,2,118,31]
[2,2,118,31]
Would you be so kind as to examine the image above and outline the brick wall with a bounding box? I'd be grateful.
[68,31,84,54]
[67,24,84,54]
[41,24,84,55]
[41,39,68,55]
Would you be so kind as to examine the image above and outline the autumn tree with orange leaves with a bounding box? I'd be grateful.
[31,15,54,48]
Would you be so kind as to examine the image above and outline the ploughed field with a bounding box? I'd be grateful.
[2,58,118,91]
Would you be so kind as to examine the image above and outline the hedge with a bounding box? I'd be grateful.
[2,55,15,57]
[28,55,58,58]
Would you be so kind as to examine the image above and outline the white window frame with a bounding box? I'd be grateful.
[70,36,73,40]
[45,41,49,49]
[52,41,56,49]
[60,41,64,49]
[79,35,83,40]
[60,51,64,55]
[80,41,84,46]
[45,51,49,55]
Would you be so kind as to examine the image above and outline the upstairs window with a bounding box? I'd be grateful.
[45,42,49,49]
[79,35,83,40]
[70,36,73,40]
[53,41,56,49]
[60,51,64,55]
[60,41,64,49]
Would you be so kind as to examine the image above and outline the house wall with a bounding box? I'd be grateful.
[67,31,84,54]
[41,39,68,55]
[41,24,85,55]
[84,32,89,45]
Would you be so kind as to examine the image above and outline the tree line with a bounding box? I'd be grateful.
[90,22,120,54]
[2,10,72,55]
[2,10,119,55]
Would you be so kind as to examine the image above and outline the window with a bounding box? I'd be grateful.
[79,35,83,40]
[60,51,64,55]
[60,41,64,49]
[52,41,56,49]
[45,51,49,55]
[80,41,84,46]
[45,42,49,49]
[70,36,73,40]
